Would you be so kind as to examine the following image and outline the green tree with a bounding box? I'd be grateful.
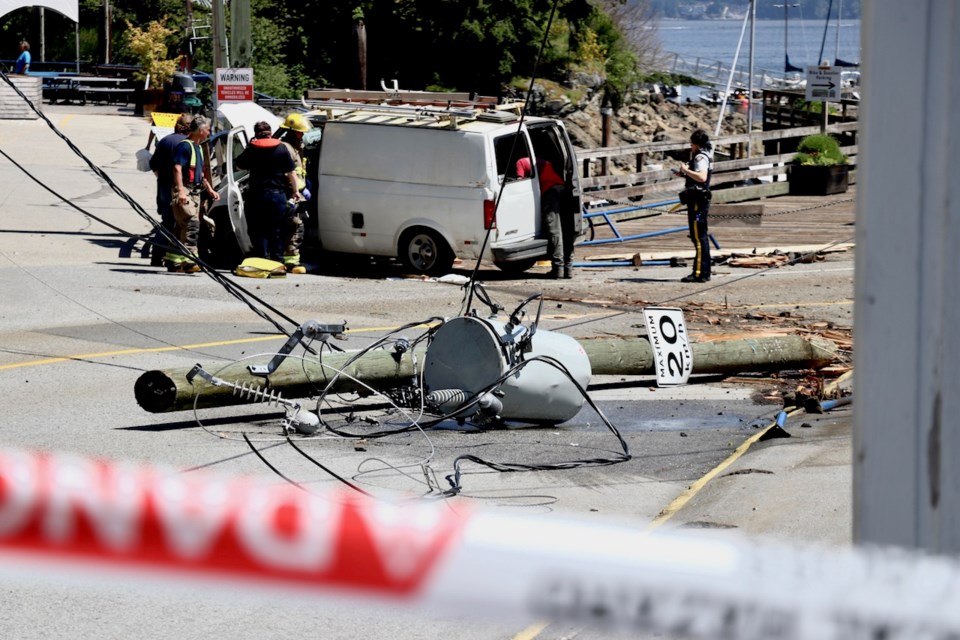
[11,0,650,102]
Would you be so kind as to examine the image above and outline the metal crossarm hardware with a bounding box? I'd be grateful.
[247,320,347,376]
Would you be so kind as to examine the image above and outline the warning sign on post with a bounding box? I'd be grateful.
[216,67,254,103]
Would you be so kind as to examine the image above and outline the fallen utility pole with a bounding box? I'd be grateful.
[135,335,836,414]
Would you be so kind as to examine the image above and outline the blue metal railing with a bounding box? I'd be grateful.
[574,198,720,268]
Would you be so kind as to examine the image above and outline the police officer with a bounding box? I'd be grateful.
[674,128,713,283]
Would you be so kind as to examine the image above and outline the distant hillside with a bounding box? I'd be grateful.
[649,0,861,21]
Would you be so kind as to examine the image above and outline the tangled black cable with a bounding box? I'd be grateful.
[313,317,446,439]
[440,354,632,496]
[285,436,372,496]
[0,146,135,236]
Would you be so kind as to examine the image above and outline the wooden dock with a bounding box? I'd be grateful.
[579,185,857,262]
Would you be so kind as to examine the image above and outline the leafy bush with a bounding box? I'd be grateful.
[793,134,848,166]
[123,20,178,89]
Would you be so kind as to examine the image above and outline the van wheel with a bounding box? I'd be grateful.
[400,229,454,275]
[494,258,538,274]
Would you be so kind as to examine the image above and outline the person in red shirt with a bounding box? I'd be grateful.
[516,157,574,279]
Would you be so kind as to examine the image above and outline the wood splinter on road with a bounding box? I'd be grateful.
[134,335,837,414]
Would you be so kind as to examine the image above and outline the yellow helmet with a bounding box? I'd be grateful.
[281,113,311,133]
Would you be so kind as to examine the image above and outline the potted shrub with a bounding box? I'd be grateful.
[788,133,850,195]
[125,20,178,116]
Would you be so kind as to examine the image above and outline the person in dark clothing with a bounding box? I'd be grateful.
[235,121,302,269]
[674,128,714,283]
[516,156,575,279]
[168,115,218,273]
[148,114,192,266]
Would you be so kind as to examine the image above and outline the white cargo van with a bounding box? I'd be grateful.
[213,100,583,275]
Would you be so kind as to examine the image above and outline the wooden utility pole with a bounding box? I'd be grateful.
[353,10,368,90]
[135,335,836,414]
[211,0,227,72]
[230,0,252,68]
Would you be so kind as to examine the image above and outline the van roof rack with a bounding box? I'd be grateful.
[303,88,499,109]
[301,98,481,129]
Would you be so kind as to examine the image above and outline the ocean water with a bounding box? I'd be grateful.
[655,18,861,77]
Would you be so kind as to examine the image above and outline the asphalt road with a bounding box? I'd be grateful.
[0,104,855,639]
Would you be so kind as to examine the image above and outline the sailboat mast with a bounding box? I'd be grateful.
[774,2,801,72]
[835,0,843,64]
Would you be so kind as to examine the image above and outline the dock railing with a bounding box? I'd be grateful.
[660,50,797,91]
[577,120,858,209]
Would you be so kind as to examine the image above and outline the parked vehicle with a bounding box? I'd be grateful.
[209,97,584,275]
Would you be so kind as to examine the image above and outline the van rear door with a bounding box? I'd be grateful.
[492,131,538,242]
[527,120,584,238]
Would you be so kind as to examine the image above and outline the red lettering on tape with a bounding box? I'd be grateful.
[0,449,465,595]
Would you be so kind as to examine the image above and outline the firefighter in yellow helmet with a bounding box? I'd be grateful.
[272,113,312,273]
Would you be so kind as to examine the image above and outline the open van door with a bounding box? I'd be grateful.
[224,126,252,254]
[204,126,252,267]
[527,121,584,239]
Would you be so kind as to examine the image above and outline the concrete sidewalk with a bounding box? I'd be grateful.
[658,402,854,547]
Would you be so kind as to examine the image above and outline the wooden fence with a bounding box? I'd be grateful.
[577,120,858,208]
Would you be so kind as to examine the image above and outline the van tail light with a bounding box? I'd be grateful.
[483,199,497,230]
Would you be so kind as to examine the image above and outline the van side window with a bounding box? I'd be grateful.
[494,133,531,182]
[231,129,249,182]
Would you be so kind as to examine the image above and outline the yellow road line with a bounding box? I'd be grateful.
[0,313,612,372]
[644,414,794,530]
[511,621,550,640]
[645,369,854,531]
[0,324,427,371]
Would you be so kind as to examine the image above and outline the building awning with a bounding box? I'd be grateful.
[0,1,79,22]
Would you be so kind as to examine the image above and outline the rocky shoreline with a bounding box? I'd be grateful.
[525,81,749,173]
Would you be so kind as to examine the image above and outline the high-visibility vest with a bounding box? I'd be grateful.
[176,140,201,184]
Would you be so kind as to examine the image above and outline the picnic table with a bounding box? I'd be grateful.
[44,76,137,106]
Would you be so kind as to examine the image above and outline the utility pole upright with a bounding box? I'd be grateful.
[230,0,252,68]
[211,0,227,72]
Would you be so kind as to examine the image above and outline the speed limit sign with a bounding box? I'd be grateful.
[642,307,693,386]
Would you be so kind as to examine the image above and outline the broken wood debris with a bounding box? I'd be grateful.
[582,243,851,266]
[726,254,790,268]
